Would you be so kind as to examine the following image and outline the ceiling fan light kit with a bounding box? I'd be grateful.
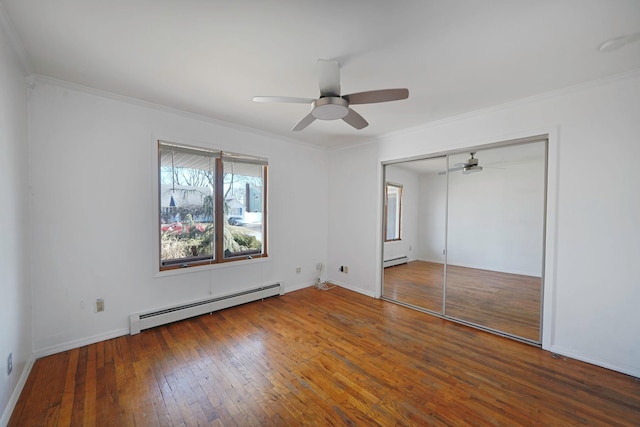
[253,59,409,131]
[311,97,349,120]
[463,165,483,174]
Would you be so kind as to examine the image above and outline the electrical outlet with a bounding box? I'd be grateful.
[7,352,12,376]
[344,266,349,274]
[96,299,105,312]
[296,267,301,274]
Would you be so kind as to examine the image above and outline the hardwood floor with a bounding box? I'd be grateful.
[10,286,640,426]
[384,261,541,341]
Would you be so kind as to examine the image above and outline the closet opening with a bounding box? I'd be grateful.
[381,136,547,345]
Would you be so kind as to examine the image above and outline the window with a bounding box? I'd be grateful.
[158,141,267,270]
[222,154,266,259]
[384,182,402,241]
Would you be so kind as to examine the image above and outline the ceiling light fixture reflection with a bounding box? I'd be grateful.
[463,165,483,175]
[598,32,640,52]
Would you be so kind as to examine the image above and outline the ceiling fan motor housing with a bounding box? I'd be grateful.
[312,97,349,120]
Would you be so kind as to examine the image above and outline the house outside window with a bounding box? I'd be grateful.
[158,141,267,270]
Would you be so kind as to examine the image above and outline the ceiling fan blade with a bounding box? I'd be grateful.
[253,96,314,104]
[317,59,340,97]
[343,88,409,104]
[342,108,368,130]
[438,165,466,175]
[292,112,316,131]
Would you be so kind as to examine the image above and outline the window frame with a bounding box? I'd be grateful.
[157,140,268,271]
[384,182,403,242]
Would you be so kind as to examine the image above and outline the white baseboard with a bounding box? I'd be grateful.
[447,261,540,277]
[548,345,640,378]
[417,258,444,264]
[1,354,35,427]
[283,281,317,294]
[34,328,129,359]
[329,280,376,298]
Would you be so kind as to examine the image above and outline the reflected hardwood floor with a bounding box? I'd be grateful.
[10,287,639,426]
[383,260,444,312]
[446,264,541,341]
[384,261,541,341]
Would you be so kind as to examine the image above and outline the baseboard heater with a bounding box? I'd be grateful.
[129,283,281,335]
[384,256,408,268]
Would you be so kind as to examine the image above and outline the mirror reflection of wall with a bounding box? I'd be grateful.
[382,139,547,344]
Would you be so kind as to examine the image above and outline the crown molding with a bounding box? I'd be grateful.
[0,1,33,75]
[26,64,640,154]
[379,68,640,143]
[29,74,327,152]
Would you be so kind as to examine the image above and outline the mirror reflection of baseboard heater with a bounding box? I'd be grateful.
[384,256,408,268]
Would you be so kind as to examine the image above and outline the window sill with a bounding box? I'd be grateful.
[155,256,270,278]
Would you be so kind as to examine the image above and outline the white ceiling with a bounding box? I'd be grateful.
[2,0,640,149]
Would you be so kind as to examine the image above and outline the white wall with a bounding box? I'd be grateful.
[328,142,379,297]
[27,79,329,356]
[0,25,32,425]
[327,73,640,377]
[383,165,418,263]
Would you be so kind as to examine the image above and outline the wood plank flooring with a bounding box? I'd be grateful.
[384,261,541,341]
[10,286,640,426]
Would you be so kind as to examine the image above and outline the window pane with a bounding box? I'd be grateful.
[159,144,215,266]
[223,159,264,258]
[385,183,402,241]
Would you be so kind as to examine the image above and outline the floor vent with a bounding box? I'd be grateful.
[383,256,408,268]
[129,283,281,335]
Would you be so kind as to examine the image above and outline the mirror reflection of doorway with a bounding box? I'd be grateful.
[382,138,546,344]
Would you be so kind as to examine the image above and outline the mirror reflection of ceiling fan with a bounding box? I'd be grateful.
[253,59,409,131]
[439,152,484,175]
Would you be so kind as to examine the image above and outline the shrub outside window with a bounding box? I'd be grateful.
[158,141,267,270]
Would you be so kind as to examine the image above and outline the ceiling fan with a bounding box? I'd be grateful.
[253,59,409,131]
[439,152,484,175]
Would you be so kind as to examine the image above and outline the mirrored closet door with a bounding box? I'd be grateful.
[381,139,547,344]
